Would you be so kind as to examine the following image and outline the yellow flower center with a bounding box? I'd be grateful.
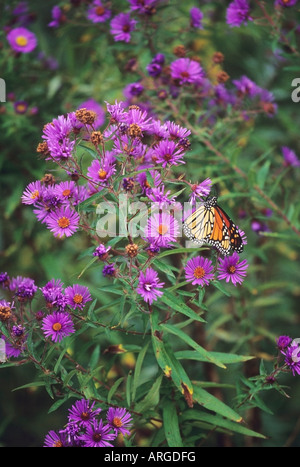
[16,35,28,47]
[30,190,39,199]
[16,103,27,113]
[228,265,236,274]
[193,266,205,279]
[113,417,123,428]
[157,224,168,235]
[62,189,71,197]
[57,216,70,229]
[53,440,63,447]
[95,6,105,15]
[52,322,62,332]
[73,294,83,304]
[98,169,107,180]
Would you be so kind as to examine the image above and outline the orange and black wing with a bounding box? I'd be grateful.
[183,197,243,256]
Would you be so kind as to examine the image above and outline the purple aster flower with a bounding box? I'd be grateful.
[33,186,62,224]
[77,99,105,129]
[226,0,252,28]
[276,335,292,350]
[10,276,37,301]
[110,13,137,43]
[86,155,116,191]
[106,100,127,123]
[60,422,82,446]
[123,82,144,98]
[154,140,185,167]
[170,58,205,85]
[136,268,164,304]
[41,311,75,342]
[6,27,37,53]
[0,272,10,288]
[146,62,162,77]
[106,407,133,436]
[145,212,180,248]
[282,343,300,376]
[80,419,117,447]
[1,334,25,358]
[125,106,153,136]
[127,0,158,14]
[190,7,204,29]
[54,181,77,203]
[188,178,212,204]
[14,100,28,114]
[147,184,176,208]
[44,430,67,447]
[217,252,248,286]
[45,205,80,238]
[40,279,66,311]
[185,256,214,286]
[233,75,260,98]
[68,399,102,427]
[87,0,111,23]
[21,181,44,205]
[48,6,66,28]
[102,264,116,277]
[65,284,92,311]
[42,113,77,161]
[165,121,191,140]
[275,0,298,6]
[93,243,111,260]
[282,146,300,167]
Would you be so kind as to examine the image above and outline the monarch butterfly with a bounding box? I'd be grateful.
[183,196,244,256]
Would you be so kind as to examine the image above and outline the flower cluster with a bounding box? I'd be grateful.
[44,399,133,447]
[0,273,92,359]
[276,336,300,376]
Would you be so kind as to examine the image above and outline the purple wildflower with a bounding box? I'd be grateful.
[68,399,102,428]
[42,113,77,161]
[6,27,37,53]
[217,252,248,286]
[282,146,300,167]
[276,335,292,350]
[93,244,111,260]
[110,13,137,43]
[127,0,158,14]
[226,0,252,28]
[14,100,28,114]
[106,407,133,436]
[40,279,66,311]
[102,264,116,277]
[185,256,214,286]
[33,186,62,224]
[275,0,298,6]
[282,343,300,376]
[10,276,37,301]
[45,205,80,238]
[0,272,10,288]
[87,0,111,23]
[136,268,164,304]
[80,419,117,447]
[21,181,44,205]
[170,58,205,85]
[154,140,185,167]
[123,82,144,98]
[190,7,204,29]
[188,178,212,204]
[48,6,65,28]
[86,155,116,190]
[64,284,92,311]
[233,76,260,98]
[145,212,180,248]
[1,334,25,358]
[44,430,67,447]
[41,311,75,343]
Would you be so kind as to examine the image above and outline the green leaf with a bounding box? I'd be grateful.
[163,401,183,447]
[134,374,163,413]
[107,377,124,404]
[132,340,150,401]
[126,371,133,407]
[160,290,206,323]
[12,381,47,392]
[48,396,70,414]
[175,350,254,364]
[181,410,266,438]
[161,324,226,369]
[193,385,243,422]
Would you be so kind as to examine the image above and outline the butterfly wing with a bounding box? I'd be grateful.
[183,198,243,255]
